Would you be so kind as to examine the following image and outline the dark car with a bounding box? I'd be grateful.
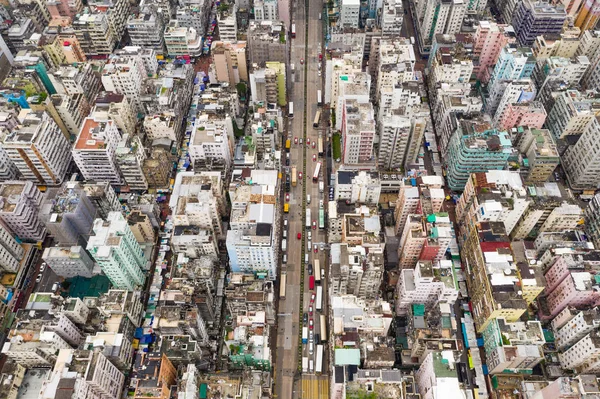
[303,313,308,323]
[308,264,313,275]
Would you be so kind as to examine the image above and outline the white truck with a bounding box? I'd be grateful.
[281,239,287,252]
[302,356,309,373]
[319,181,324,193]
[306,208,311,230]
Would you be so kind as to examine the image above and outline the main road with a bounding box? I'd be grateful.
[274,0,327,396]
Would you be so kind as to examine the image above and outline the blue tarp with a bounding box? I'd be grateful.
[140,334,154,344]
[134,328,144,339]
[462,324,469,349]
[482,364,488,375]
[477,337,484,347]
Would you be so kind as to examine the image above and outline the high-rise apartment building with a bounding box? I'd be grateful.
[0,222,25,272]
[473,21,515,82]
[72,116,122,185]
[87,212,146,290]
[42,245,94,278]
[518,128,560,183]
[511,0,567,46]
[419,0,467,48]
[341,99,376,165]
[546,89,600,140]
[340,0,360,27]
[1,110,72,185]
[39,182,97,246]
[562,117,600,189]
[446,127,513,191]
[0,181,46,242]
[212,41,248,85]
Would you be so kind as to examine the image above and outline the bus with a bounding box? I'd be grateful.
[313,110,321,128]
[309,275,315,290]
[280,273,286,299]
[306,208,311,230]
[285,139,291,152]
[313,162,322,183]
[315,344,323,374]
[317,90,322,106]
[291,167,297,186]
[319,209,325,229]
[317,136,323,157]
[288,102,294,118]
[316,286,323,311]
[320,314,327,342]
[291,23,296,38]
[314,260,321,284]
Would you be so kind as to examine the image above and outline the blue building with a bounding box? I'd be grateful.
[446,122,513,191]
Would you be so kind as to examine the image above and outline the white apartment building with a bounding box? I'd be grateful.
[84,331,132,369]
[327,56,363,111]
[562,117,600,190]
[340,0,360,28]
[420,0,467,46]
[342,99,376,165]
[546,89,600,140]
[2,331,71,367]
[72,11,116,56]
[45,349,125,399]
[217,7,238,42]
[170,171,225,237]
[143,113,177,141]
[416,351,463,399]
[0,143,19,182]
[396,261,459,315]
[51,93,89,138]
[381,0,403,37]
[92,92,138,137]
[171,227,219,259]
[554,308,600,351]
[163,20,202,57]
[1,110,71,185]
[72,116,122,184]
[101,50,147,113]
[376,40,416,95]
[227,170,279,279]
[539,202,583,232]
[559,331,600,373]
[42,246,94,278]
[492,80,537,125]
[188,114,233,170]
[378,114,426,170]
[254,0,278,20]
[378,81,422,122]
[0,222,24,272]
[335,171,382,204]
[0,181,46,242]
[127,8,165,54]
[115,134,148,191]
[334,72,371,131]
[87,212,146,290]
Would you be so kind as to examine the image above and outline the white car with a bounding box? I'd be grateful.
[35,274,42,283]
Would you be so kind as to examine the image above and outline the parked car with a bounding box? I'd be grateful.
[309,319,314,330]
[297,232,302,240]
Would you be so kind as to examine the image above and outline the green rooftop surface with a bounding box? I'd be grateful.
[65,275,111,299]
[335,349,361,366]
[432,352,458,378]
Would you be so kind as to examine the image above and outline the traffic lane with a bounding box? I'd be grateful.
[36,265,60,293]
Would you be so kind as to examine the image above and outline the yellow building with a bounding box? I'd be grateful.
[460,221,528,333]
[265,61,287,107]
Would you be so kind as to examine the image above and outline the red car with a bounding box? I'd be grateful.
[312,221,316,229]
[312,141,316,149]
[314,244,318,253]
[312,154,317,162]
[297,233,302,240]
[309,305,313,316]
[300,58,304,64]
[298,172,303,179]
[286,193,290,201]
[294,137,298,144]
[311,293,315,302]
[319,53,322,61]
[309,319,314,330]
[307,140,311,148]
